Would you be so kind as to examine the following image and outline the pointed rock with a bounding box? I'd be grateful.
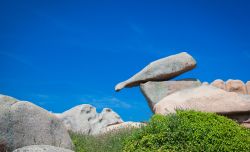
[115,52,197,91]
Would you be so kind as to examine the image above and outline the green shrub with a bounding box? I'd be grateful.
[70,128,137,152]
[123,110,250,152]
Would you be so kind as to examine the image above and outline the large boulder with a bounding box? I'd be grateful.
[154,85,250,123]
[13,145,74,152]
[56,104,123,135]
[225,79,247,94]
[140,79,201,111]
[0,94,73,151]
[115,52,196,91]
[210,79,226,90]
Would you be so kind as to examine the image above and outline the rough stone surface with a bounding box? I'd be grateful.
[13,145,74,152]
[211,79,226,90]
[246,81,250,95]
[101,122,146,134]
[0,94,73,152]
[115,52,196,91]
[154,86,250,121]
[56,104,123,135]
[140,79,201,111]
[225,79,247,94]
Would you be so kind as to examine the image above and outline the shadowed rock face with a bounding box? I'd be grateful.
[154,86,250,119]
[0,95,73,151]
[226,79,247,94]
[55,104,123,135]
[140,79,201,112]
[115,52,196,92]
[13,145,74,152]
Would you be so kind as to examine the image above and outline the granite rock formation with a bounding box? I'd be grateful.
[225,79,247,94]
[115,52,196,91]
[0,94,73,151]
[140,79,201,111]
[55,104,123,135]
[211,79,226,90]
[154,85,250,125]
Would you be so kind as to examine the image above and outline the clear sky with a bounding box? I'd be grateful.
[1,0,250,121]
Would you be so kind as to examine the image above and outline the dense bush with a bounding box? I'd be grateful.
[123,110,250,152]
[70,128,137,152]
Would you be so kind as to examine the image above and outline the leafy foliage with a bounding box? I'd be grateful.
[123,110,250,152]
[70,128,137,152]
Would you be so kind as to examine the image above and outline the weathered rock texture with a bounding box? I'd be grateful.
[211,79,226,90]
[13,145,74,152]
[56,104,123,135]
[246,81,250,95]
[115,52,196,91]
[0,94,73,151]
[154,85,250,124]
[226,79,247,94]
[140,79,201,111]
[101,122,146,134]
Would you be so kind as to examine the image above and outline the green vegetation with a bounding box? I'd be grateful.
[70,111,250,152]
[123,110,250,152]
[70,128,137,152]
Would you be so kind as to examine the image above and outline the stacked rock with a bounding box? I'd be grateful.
[115,52,250,128]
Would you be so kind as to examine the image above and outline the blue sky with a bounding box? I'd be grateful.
[0,0,250,121]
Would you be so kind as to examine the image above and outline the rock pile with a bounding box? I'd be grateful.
[115,52,250,128]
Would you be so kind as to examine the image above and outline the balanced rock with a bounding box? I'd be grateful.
[226,79,247,94]
[246,81,250,95]
[0,94,73,151]
[154,85,250,123]
[13,145,74,152]
[56,104,123,135]
[140,79,201,111]
[211,79,226,90]
[115,52,196,91]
